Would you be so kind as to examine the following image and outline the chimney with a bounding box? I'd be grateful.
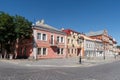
[36,19,44,25]
[61,28,64,31]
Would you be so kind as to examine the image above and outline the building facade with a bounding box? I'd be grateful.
[86,30,117,58]
[84,36,95,58]
[33,20,67,59]
[94,39,104,57]
[82,34,104,58]
[63,29,84,58]
[17,22,118,60]
[18,20,67,59]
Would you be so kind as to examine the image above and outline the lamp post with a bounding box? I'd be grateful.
[103,42,105,60]
[79,36,84,64]
[79,48,82,64]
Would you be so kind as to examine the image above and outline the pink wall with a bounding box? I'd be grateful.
[17,38,33,59]
[17,28,66,59]
[35,29,66,59]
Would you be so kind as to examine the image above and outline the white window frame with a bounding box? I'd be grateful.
[50,34,54,44]
[37,32,47,41]
[57,48,64,55]
[61,48,64,54]
[68,39,70,44]
[37,47,47,55]
[71,39,73,44]
[71,49,73,54]
[57,36,64,43]
[37,33,42,40]
[43,48,47,55]
[37,48,42,55]
[61,37,64,43]
[57,36,60,43]
[42,34,47,41]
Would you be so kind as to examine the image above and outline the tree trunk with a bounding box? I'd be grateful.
[0,43,2,59]
[14,49,17,59]
[14,38,19,59]
[0,54,2,59]
[9,54,13,59]
[4,50,7,59]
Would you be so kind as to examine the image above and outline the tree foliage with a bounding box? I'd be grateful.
[14,15,32,39]
[0,11,32,58]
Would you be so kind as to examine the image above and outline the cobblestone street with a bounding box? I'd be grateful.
[1,56,120,68]
[0,57,120,80]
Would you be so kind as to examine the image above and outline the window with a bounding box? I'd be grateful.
[68,49,70,53]
[71,39,73,44]
[61,37,64,43]
[38,48,41,55]
[37,33,47,41]
[77,39,79,44]
[37,48,47,55]
[57,36,64,43]
[86,44,88,48]
[50,35,54,44]
[57,36,60,43]
[61,48,63,54]
[37,33,41,40]
[57,48,64,55]
[42,34,47,41]
[68,39,70,44]
[88,44,90,48]
[71,49,73,54]
[75,49,76,54]
[57,48,60,54]
[43,48,47,55]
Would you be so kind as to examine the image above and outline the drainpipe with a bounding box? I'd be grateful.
[103,42,105,60]
[33,29,37,60]
[65,36,67,58]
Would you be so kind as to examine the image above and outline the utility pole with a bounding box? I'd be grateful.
[103,42,105,60]
[79,49,82,64]
[79,36,84,64]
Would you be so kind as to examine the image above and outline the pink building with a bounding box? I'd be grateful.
[22,20,66,59]
[17,20,66,59]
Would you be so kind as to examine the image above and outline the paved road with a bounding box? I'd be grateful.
[1,56,119,67]
[0,60,120,80]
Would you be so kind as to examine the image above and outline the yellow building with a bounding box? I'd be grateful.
[63,29,84,58]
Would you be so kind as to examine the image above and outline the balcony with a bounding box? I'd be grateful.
[49,40,58,46]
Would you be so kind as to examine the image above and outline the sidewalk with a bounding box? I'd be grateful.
[0,56,120,68]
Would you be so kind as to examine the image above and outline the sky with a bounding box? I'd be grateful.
[0,0,120,44]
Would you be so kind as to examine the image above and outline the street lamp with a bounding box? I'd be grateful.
[79,36,84,64]
[103,42,105,60]
[79,48,82,64]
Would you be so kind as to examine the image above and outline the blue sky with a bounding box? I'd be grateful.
[0,0,120,44]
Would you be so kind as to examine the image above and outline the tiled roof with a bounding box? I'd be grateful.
[63,29,81,35]
[81,34,94,41]
[86,30,105,36]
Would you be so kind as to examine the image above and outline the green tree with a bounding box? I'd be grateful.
[14,15,32,39]
[0,11,32,59]
[0,12,14,58]
[13,15,32,58]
